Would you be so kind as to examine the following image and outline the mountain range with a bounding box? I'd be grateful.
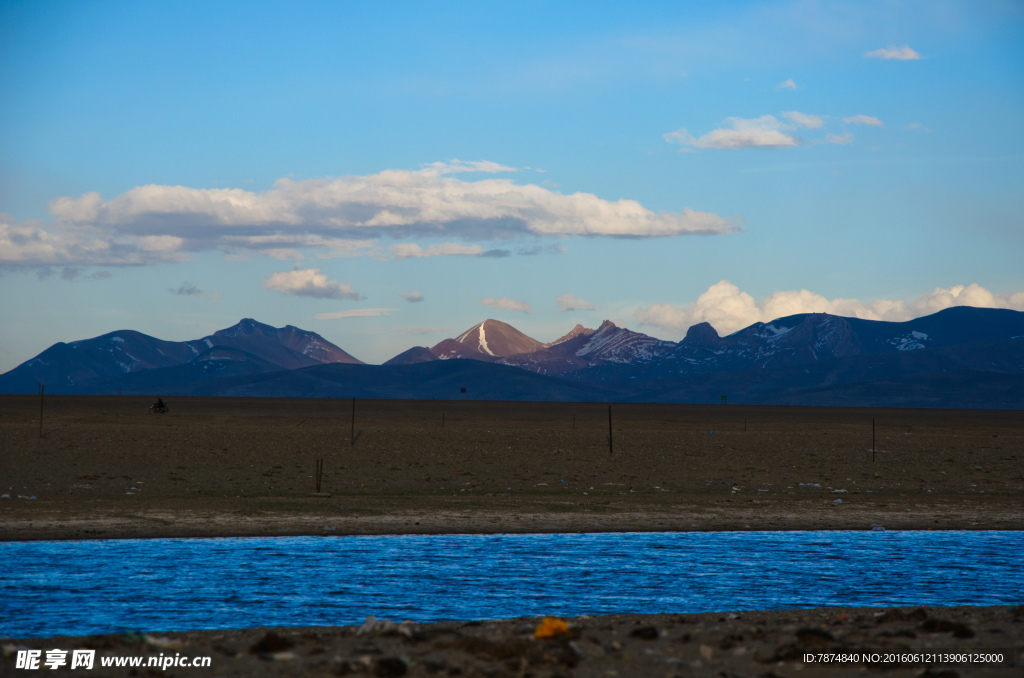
[2,308,1023,408]
[0,318,361,395]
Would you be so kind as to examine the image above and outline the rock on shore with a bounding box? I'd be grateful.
[4,606,1022,677]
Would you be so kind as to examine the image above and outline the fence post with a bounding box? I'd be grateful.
[608,405,613,454]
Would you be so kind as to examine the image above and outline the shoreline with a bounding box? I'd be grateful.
[3,498,1022,541]
[4,607,1022,677]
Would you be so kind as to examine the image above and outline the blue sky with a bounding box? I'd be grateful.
[1,0,1022,369]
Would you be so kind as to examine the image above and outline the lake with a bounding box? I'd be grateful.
[3,531,1022,638]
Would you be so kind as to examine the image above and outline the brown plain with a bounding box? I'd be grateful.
[2,395,1021,540]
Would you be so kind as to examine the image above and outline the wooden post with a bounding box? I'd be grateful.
[315,458,324,493]
[607,405,613,455]
[39,384,44,439]
[350,397,356,446]
[872,418,875,462]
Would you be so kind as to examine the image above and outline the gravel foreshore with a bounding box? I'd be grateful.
[4,606,1023,677]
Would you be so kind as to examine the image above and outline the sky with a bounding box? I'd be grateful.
[1,0,1022,369]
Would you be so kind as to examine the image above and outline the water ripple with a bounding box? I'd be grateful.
[1,531,1022,638]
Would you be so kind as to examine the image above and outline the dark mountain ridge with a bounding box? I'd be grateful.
[383,346,440,366]
[0,319,361,394]
[568,307,1024,383]
[3,306,1022,408]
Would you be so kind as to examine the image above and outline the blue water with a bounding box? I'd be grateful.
[3,531,1022,639]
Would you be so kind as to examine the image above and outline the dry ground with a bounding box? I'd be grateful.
[1,395,1021,539]
[4,606,1022,677]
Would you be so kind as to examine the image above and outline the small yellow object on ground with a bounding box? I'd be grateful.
[534,616,570,639]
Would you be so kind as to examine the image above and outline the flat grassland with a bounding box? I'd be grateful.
[2,395,1021,539]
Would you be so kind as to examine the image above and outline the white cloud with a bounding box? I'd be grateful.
[421,159,517,174]
[315,308,397,319]
[825,131,855,145]
[480,297,532,314]
[782,111,824,129]
[665,115,799,149]
[843,114,884,126]
[776,78,798,90]
[2,164,741,269]
[400,291,424,302]
[556,293,597,311]
[635,280,1024,338]
[904,122,929,132]
[666,112,877,151]
[865,46,921,60]
[262,268,361,300]
[0,213,188,267]
[389,243,485,258]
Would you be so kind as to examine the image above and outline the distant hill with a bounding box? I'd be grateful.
[597,335,1024,409]
[0,319,362,394]
[167,358,617,402]
[204,318,362,369]
[430,319,544,360]
[420,319,678,375]
[4,307,1023,408]
[427,338,500,363]
[544,323,596,348]
[383,346,440,366]
[567,307,1024,382]
[0,330,200,394]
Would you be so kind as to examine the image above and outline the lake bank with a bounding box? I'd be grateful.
[2,494,1022,541]
[5,606,1022,677]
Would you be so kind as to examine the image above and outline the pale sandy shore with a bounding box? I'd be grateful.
[4,606,1022,677]
[2,498,1023,542]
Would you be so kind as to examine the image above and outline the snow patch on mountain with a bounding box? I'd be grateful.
[758,324,792,341]
[888,331,930,351]
[456,323,480,344]
[478,322,493,355]
[576,321,676,364]
[302,338,324,356]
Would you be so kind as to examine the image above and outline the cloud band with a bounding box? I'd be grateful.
[0,163,741,268]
